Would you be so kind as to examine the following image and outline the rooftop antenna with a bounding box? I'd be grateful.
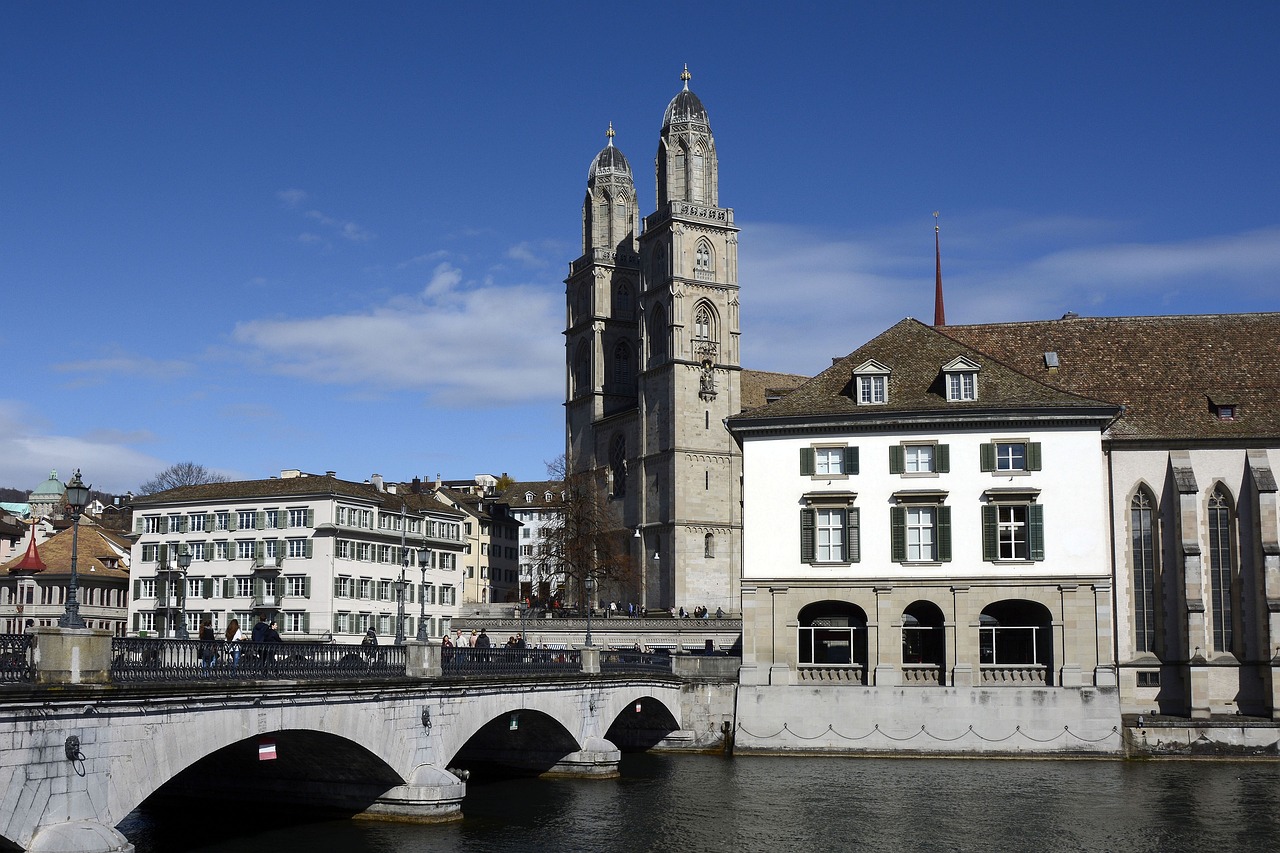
[933,211,946,327]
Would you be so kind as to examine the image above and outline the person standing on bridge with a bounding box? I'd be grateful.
[475,628,491,663]
[198,619,217,671]
[225,618,244,671]
[251,614,272,671]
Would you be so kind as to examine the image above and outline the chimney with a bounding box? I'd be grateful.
[411,477,423,495]
[371,474,385,492]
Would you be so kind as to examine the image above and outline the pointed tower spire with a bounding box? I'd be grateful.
[606,121,615,146]
[11,522,47,574]
[681,64,691,90]
[933,211,946,327]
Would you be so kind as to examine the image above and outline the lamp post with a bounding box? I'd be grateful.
[174,548,193,639]
[394,560,407,646]
[415,546,431,642]
[584,574,595,647]
[58,469,91,628]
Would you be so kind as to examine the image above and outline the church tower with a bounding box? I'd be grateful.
[566,68,741,613]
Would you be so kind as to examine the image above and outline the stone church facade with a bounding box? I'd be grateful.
[566,70,766,613]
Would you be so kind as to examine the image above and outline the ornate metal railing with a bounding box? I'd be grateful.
[110,637,406,682]
[442,646,582,677]
[0,634,35,683]
[600,650,673,674]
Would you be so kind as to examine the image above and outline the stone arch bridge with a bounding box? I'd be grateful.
[0,632,733,853]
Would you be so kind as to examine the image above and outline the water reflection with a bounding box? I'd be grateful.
[121,754,1280,853]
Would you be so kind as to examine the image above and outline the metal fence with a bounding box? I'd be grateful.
[600,650,673,674]
[110,637,406,682]
[0,634,35,684]
[442,646,583,676]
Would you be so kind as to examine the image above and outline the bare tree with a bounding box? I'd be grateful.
[532,455,634,612]
[138,462,229,495]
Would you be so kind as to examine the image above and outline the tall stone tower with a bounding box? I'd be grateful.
[565,68,741,612]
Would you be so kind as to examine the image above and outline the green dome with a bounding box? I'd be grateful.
[31,470,66,497]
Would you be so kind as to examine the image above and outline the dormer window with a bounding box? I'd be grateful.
[942,356,981,402]
[852,359,891,406]
[1209,396,1238,422]
[525,492,534,502]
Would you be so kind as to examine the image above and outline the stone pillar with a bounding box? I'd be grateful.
[738,586,761,685]
[32,627,112,686]
[27,820,135,853]
[357,765,465,824]
[543,736,620,779]
[949,586,973,688]
[1093,582,1118,687]
[1189,648,1211,720]
[406,640,441,678]
[768,586,791,686]
[579,646,600,674]
[1056,585,1081,688]
[873,586,899,687]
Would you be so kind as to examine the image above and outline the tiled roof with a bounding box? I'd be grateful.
[134,475,463,517]
[740,369,809,411]
[501,481,566,508]
[730,318,1116,428]
[2,525,131,581]
[941,313,1280,441]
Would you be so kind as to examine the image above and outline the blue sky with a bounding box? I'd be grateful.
[3,2,1277,495]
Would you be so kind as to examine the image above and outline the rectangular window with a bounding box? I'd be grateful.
[906,506,936,561]
[139,579,156,598]
[189,513,207,532]
[891,504,952,562]
[905,445,934,474]
[858,374,886,404]
[287,538,308,558]
[982,503,1045,562]
[264,539,279,560]
[801,445,858,477]
[816,509,844,562]
[264,509,280,529]
[1137,671,1160,687]
[378,580,391,601]
[215,511,230,531]
[142,543,159,562]
[190,542,207,561]
[142,516,160,533]
[286,576,308,597]
[236,540,255,560]
[237,511,256,530]
[336,540,351,559]
[358,579,372,599]
[214,541,230,560]
[282,612,305,633]
[947,371,976,401]
[981,442,1041,473]
[186,578,203,599]
[288,508,309,528]
[378,544,393,563]
[800,505,859,564]
[357,543,373,561]
[136,612,156,633]
[996,443,1025,471]
[167,514,184,533]
[235,577,253,598]
[442,585,456,605]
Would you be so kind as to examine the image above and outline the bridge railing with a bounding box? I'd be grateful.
[442,646,583,676]
[0,634,35,683]
[601,650,674,674]
[110,637,406,682]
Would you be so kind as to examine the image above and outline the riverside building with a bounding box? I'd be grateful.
[127,471,465,641]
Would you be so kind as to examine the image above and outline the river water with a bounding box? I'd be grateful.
[121,752,1280,852]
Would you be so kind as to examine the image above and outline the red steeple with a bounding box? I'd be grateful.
[933,211,946,327]
[11,527,47,574]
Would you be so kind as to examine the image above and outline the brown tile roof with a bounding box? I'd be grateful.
[2,525,131,581]
[941,313,1280,442]
[740,369,809,411]
[730,318,1116,428]
[501,481,566,508]
[134,475,463,517]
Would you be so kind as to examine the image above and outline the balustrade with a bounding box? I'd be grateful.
[980,664,1047,686]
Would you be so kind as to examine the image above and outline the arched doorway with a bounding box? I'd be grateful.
[902,600,946,685]
[979,600,1054,686]
[797,601,868,683]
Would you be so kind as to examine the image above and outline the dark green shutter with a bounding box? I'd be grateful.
[890,506,906,561]
[159,544,169,565]
[846,507,860,562]
[302,613,310,633]
[334,578,343,597]
[800,448,815,476]
[1028,504,1045,560]
[889,446,905,474]
[202,579,213,598]
[223,579,234,598]
[203,546,213,562]
[228,514,237,532]
[134,579,142,599]
[980,443,996,472]
[844,446,859,475]
[1026,442,1042,471]
[135,516,144,533]
[255,541,265,560]
[304,577,312,598]
[982,505,999,561]
[334,614,342,632]
[305,540,313,558]
[255,511,265,530]
[936,444,950,473]
[937,505,952,561]
[306,509,315,527]
[800,508,815,563]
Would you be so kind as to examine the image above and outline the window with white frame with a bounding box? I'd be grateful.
[890,443,949,475]
[237,511,256,530]
[336,540,352,559]
[215,541,230,560]
[942,357,980,402]
[235,577,253,598]
[186,578,203,600]
[143,516,161,533]
[981,498,1045,562]
[167,514,184,533]
[286,576,308,597]
[905,445,934,474]
[891,497,951,562]
[800,500,859,564]
[288,508,309,527]
[135,612,156,633]
[282,612,305,633]
[358,578,372,599]
[138,578,156,598]
[142,544,160,562]
[335,576,353,598]
[800,445,858,477]
[264,539,279,561]
[980,441,1042,473]
[214,511,230,531]
[287,538,308,558]
[264,509,280,529]
[852,359,890,406]
[357,543,373,561]
[189,513,207,532]
[236,540,255,560]
[190,542,207,561]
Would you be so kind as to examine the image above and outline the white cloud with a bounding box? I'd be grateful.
[739,218,1280,376]
[0,400,170,494]
[277,189,308,208]
[304,210,374,242]
[53,356,195,380]
[231,269,563,407]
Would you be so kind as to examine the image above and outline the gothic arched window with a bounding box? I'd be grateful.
[704,532,715,558]
[690,146,705,202]
[1208,487,1235,653]
[648,304,667,367]
[615,282,633,320]
[695,239,713,274]
[573,342,590,397]
[609,434,627,498]
[613,341,632,385]
[1130,489,1157,653]
[694,305,713,340]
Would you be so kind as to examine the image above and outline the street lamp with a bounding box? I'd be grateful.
[394,559,407,646]
[174,548,193,639]
[58,469,91,628]
[415,546,431,642]
[584,574,596,648]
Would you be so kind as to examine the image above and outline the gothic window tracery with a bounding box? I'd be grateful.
[694,305,713,340]
[609,434,627,498]
[572,342,590,397]
[615,282,634,319]
[1130,489,1157,654]
[648,304,667,367]
[613,341,632,385]
[1208,486,1236,654]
